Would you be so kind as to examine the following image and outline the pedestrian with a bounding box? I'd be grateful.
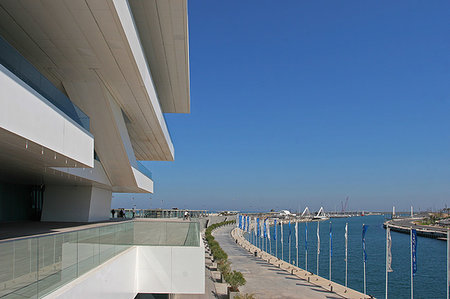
[111,209,115,218]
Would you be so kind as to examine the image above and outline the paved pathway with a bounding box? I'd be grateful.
[214,225,342,299]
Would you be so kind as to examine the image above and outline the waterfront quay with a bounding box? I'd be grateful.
[215,225,369,299]
[384,218,449,240]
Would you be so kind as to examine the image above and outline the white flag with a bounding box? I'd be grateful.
[260,219,264,238]
[281,222,284,243]
[387,226,393,272]
[254,218,257,235]
[345,223,348,262]
[295,221,298,249]
[267,221,271,240]
[317,222,320,255]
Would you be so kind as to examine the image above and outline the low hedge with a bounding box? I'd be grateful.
[205,220,246,291]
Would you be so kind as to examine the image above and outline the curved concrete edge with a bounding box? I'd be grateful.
[384,219,448,240]
[231,228,372,299]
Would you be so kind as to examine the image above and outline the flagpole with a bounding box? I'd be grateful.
[275,220,278,259]
[447,230,449,299]
[363,224,366,296]
[386,224,389,299]
[289,222,291,264]
[317,221,320,276]
[305,222,308,272]
[411,228,413,299]
[281,222,284,262]
[296,221,299,267]
[329,221,332,281]
[269,225,272,255]
[345,222,348,289]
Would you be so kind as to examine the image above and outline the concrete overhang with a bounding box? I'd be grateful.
[0,64,94,170]
[0,0,181,162]
[129,0,190,114]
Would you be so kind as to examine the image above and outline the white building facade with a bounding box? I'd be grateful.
[0,1,202,298]
[0,0,190,222]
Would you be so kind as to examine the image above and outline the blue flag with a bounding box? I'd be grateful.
[274,219,277,240]
[257,218,260,237]
[305,222,308,250]
[247,216,250,232]
[362,224,368,263]
[239,215,242,229]
[412,229,417,275]
[330,222,332,257]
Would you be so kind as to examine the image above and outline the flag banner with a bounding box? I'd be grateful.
[317,222,320,255]
[345,223,348,262]
[412,229,417,275]
[267,221,271,240]
[295,221,298,249]
[387,226,393,272]
[237,215,239,227]
[274,219,277,240]
[264,219,267,239]
[305,222,308,251]
[288,221,291,244]
[260,219,264,238]
[330,222,332,257]
[256,218,260,237]
[254,218,257,235]
[247,216,250,233]
[281,222,284,244]
[362,224,368,263]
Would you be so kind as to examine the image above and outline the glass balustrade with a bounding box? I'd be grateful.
[0,36,90,132]
[0,220,199,298]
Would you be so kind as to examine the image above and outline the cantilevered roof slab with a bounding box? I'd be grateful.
[0,0,177,161]
[129,0,190,114]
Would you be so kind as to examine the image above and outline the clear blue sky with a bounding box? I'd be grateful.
[113,1,450,213]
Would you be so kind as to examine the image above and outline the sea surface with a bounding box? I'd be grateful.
[244,215,447,299]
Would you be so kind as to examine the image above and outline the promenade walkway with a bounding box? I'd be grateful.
[213,225,343,299]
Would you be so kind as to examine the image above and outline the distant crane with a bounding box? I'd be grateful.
[341,197,349,213]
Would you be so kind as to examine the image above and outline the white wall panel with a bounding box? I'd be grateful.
[132,166,154,193]
[137,246,172,293]
[137,245,204,294]
[41,185,112,222]
[171,247,205,293]
[88,187,112,222]
[0,64,93,168]
[47,247,138,299]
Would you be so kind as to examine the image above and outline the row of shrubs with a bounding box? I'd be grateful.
[205,220,246,292]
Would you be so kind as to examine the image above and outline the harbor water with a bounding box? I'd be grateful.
[244,215,447,299]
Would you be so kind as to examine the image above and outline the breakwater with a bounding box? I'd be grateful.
[384,218,448,240]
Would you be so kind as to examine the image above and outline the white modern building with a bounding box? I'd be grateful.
[0,0,189,222]
[0,0,203,298]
